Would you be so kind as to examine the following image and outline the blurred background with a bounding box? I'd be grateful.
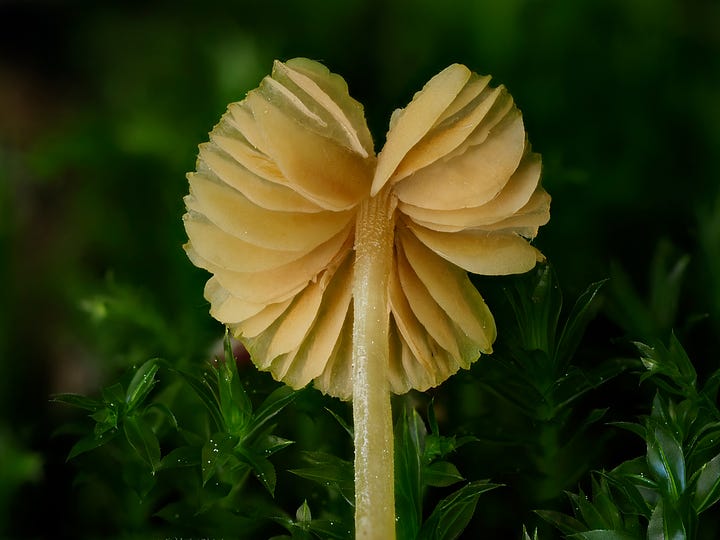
[2,0,719,537]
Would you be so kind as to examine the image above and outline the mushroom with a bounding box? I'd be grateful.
[183,58,549,539]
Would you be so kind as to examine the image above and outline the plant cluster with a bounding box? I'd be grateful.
[55,248,720,538]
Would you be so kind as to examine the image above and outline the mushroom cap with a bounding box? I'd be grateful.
[184,59,549,400]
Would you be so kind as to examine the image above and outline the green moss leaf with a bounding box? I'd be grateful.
[418,480,501,540]
[245,386,298,442]
[647,499,686,540]
[568,488,608,530]
[535,509,588,535]
[395,406,426,540]
[125,358,159,412]
[51,393,104,412]
[158,446,200,470]
[692,451,720,513]
[424,461,464,488]
[172,366,225,431]
[555,279,607,367]
[66,430,119,460]
[290,451,354,505]
[646,423,686,500]
[218,334,252,434]
[201,432,235,485]
[236,445,278,496]
[292,500,311,526]
[123,415,161,472]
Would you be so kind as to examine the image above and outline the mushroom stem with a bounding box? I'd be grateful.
[352,185,397,539]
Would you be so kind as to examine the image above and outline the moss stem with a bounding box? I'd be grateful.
[352,185,397,539]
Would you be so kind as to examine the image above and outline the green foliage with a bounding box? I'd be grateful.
[53,334,301,537]
[288,400,499,540]
[607,240,694,340]
[53,358,164,476]
[480,264,624,422]
[470,264,632,502]
[538,335,720,539]
[48,238,720,539]
[271,500,350,540]
[174,335,299,497]
[394,402,499,540]
[47,248,720,539]
[291,450,355,506]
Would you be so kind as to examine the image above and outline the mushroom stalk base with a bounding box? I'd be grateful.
[352,186,396,540]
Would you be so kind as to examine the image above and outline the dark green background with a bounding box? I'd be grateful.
[2,0,719,537]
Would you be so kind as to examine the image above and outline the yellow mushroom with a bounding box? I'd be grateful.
[183,58,549,539]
